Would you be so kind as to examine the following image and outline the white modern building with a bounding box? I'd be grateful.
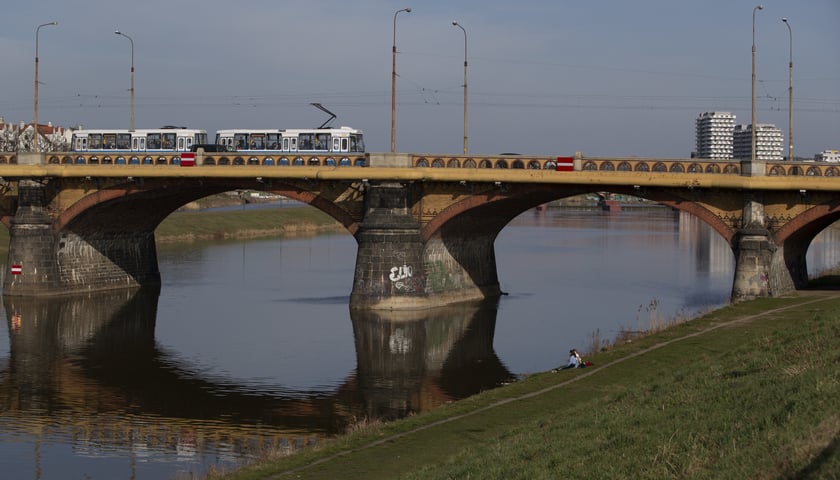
[815,150,840,162]
[733,123,783,161]
[695,111,735,159]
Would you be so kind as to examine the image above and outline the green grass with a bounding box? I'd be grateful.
[155,206,346,243]
[218,294,840,480]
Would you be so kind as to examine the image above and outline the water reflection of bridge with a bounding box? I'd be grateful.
[0,288,513,468]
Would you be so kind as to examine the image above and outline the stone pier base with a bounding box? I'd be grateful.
[350,182,501,310]
[3,182,160,296]
[730,226,795,301]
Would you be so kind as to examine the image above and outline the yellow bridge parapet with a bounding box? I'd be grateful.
[1,151,837,178]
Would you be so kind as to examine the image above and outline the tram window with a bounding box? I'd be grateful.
[251,134,264,150]
[267,133,280,149]
[299,133,314,150]
[116,134,131,149]
[178,138,185,150]
[103,134,117,149]
[89,134,103,149]
[283,138,290,150]
[162,133,176,149]
[315,133,330,151]
[341,138,349,151]
[235,134,248,150]
[333,138,341,151]
[147,133,161,150]
[350,135,364,152]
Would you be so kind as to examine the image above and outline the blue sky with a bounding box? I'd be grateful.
[1,0,837,157]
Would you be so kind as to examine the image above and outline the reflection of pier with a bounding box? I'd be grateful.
[0,289,513,470]
[352,300,514,420]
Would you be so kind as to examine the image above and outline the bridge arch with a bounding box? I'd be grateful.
[53,178,361,236]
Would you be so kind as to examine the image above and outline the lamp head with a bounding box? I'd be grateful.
[115,30,121,35]
[452,21,458,26]
[404,7,411,13]
[757,4,763,10]
[782,17,788,23]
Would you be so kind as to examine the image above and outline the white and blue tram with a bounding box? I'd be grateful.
[70,127,208,152]
[215,126,365,154]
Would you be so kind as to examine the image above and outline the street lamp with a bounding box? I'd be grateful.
[391,7,411,153]
[452,21,468,154]
[115,30,135,132]
[34,21,58,153]
[751,5,763,164]
[782,17,793,161]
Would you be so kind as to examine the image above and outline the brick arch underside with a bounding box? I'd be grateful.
[53,179,360,235]
[421,184,735,245]
[773,204,840,288]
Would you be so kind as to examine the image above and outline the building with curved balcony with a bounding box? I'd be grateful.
[733,123,783,161]
[695,111,735,159]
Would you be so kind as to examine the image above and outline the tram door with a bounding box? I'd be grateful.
[334,137,347,153]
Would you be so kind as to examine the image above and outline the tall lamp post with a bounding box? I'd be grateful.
[34,21,58,153]
[391,7,411,153]
[115,30,135,132]
[782,17,793,161]
[751,5,763,164]
[452,21,468,154]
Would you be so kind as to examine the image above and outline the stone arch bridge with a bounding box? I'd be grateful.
[1,151,838,309]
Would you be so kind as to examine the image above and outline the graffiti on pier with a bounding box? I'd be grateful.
[389,264,414,292]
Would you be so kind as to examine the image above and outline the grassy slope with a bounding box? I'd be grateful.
[222,294,840,480]
[155,206,346,243]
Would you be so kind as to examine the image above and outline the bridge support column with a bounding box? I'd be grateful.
[351,182,427,309]
[4,182,161,296]
[350,182,502,310]
[4,181,61,294]
[730,200,796,301]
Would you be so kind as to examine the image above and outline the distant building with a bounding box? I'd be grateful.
[815,149,840,162]
[733,123,783,161]
[695,111,735,159]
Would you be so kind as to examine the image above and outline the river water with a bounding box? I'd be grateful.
[0,205,837,479]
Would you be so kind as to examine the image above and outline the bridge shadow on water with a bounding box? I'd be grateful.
[0,288,514,465]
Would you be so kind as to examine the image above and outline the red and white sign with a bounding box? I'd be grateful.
[556,156,574,172]
[180,152,195,167]
[10,264,22,275]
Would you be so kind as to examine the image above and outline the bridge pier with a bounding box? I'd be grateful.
[350,182,501,310]
[730,199,797,301]
[4,182,161,296]
[4,181,61,294]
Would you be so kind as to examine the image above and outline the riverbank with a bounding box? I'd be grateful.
[217,291,840,480]
[156,203,347,244]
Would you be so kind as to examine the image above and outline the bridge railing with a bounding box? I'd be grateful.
[17,152,367,168]
[408,154,840,177]
[0,152,837,177]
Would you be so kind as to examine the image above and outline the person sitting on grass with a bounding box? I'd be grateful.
[561,348,585,369]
